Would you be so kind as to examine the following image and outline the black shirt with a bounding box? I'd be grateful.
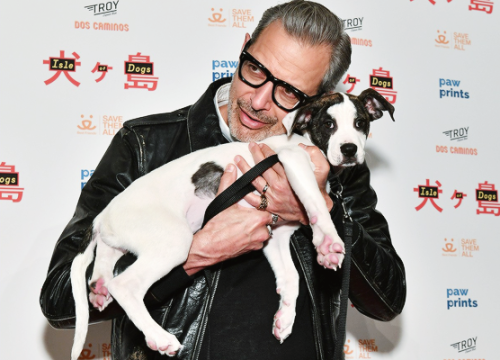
[199,248,317,360]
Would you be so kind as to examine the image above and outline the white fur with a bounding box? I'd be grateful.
[69,98,371,358]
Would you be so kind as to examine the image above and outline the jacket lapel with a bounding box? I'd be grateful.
[186,78,232,152]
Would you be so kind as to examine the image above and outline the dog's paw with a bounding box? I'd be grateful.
[272,298,296,343]
[145,328,182,357]
[89,278,113,311]
[314,232,345,270]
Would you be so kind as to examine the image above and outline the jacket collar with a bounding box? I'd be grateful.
[187,77,233,152]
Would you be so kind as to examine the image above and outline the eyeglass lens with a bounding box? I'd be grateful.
[240,59,300,110]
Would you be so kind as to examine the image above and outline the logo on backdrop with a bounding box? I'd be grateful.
[435,30,472,50]
[124,53,159,91]
[0,162,24,203]
[450,336,477,354]
[212,59,238,82]
[442,238,480,257]
[342,17,364,31]
[439,78,470,99]
[77,115,124,136]
[76,343,111,360]
[43,51,82,87]
[410,0,453,5]
[446,288,478,310]
[370,67,397,104]
[344,338,379,359]
[208,7,255,28]
[43,52,155,89]
[81,169,95,190]
[476,181,500,216]
[469,0,494,13]
[414,180,500,214]
[76,1,128,32]
[436,145,477,156]
[414,179,443,212]
[341,17,372,46]
[85,1,119,16]
[92,62,114,82]
[411,0,494,15]
[342,75,360,94]
[451,190,468,208]
[208,8,227,26]
[437,127,477,156]
[435,30,450,48]
[443,127,469,141]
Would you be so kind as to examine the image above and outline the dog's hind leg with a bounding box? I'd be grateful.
[105,224,192,357]
[88,231,125,311]
[263,225,300,343]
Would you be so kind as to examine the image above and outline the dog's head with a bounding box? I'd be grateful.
[283,88,395,167]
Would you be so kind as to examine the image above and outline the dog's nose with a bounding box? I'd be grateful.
[340,143,357,157]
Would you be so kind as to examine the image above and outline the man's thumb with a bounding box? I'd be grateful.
[217,163,236,195]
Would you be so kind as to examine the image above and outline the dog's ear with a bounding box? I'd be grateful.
[358,88,395,122]
[283,108,312,136]
[282,110,298,136]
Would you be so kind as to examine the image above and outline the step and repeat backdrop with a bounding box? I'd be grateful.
[0,0,498,359]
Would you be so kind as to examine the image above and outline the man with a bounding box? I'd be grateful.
[40,1,406,359]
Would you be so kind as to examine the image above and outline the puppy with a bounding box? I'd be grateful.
[70,88,394,359]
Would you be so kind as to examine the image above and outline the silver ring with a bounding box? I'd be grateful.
[258,194,268,210]
[266,225,273,236]
[271,213,279,225]
[262,184,269,194]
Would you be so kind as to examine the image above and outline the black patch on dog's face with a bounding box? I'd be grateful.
[346,94,371,138]
[294,93,345,154]
[192,162,224,198]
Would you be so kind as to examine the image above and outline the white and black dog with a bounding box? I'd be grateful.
[70,88,394,359]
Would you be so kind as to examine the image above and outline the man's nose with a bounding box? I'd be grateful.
[250,81,273,111]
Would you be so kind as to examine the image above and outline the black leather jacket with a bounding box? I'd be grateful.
[40,78,406,360]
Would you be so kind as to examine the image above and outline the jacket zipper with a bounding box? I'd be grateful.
[291,236,325,360]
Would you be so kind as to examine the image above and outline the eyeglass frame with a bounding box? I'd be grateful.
[238,39,323,112]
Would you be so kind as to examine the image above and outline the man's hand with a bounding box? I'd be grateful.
[183,164,274,276]
[235,142,333,225]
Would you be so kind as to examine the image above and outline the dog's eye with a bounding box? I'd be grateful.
[355,119,366,129]
[324,120,335,129]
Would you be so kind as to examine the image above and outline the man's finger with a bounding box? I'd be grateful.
[216,163,237,195]
[258,143,286,177]
[249,142,279,184]
[235,155,268,194]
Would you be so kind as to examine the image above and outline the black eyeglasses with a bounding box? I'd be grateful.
[238,39,322,112]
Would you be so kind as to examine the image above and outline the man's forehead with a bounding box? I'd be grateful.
[248,23,331,95]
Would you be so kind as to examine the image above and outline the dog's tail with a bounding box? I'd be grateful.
[70,226,98,360]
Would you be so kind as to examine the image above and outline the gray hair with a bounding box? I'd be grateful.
[251,0,351,93]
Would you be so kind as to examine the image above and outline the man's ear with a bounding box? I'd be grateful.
[241,33,251,52]
[358,88,395,122]
[282,107,312,136]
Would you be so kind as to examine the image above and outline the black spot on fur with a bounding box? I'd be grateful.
[192,162,224,198]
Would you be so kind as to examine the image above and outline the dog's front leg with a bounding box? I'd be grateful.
[263,225,300,343]
[277,147,345,269]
